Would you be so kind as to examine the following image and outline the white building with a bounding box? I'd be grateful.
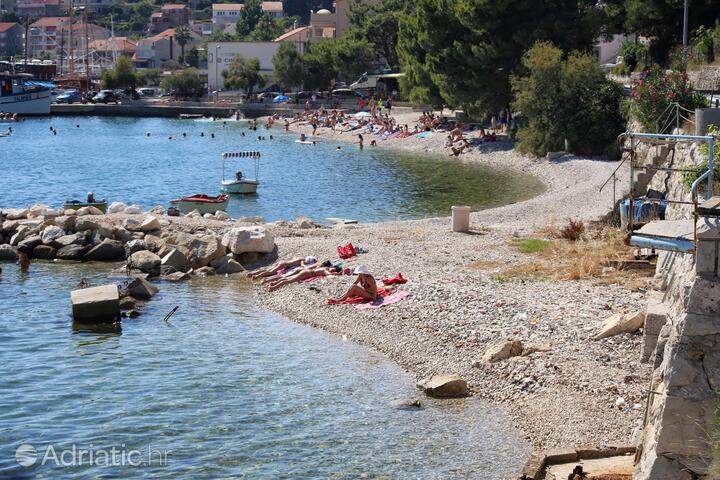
[211,2,284,29]
[208,41,298,90]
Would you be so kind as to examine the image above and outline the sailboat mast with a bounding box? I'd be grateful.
[68,0,74,78]
[83,0,89,84]
[111,15,117,64]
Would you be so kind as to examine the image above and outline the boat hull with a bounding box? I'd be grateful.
[221,179,258,194]
[170,198,229,215]
[63,201,108,213]
[0,90,52,115]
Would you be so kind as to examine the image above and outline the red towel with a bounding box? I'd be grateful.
[382,273,407,286]
[327,287,391,305]
[337,243,357,259]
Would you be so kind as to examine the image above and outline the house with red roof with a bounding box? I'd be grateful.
[0,22,22,58]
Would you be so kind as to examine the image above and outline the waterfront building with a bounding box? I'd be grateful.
[207,41,298,91]
[133,27,200,68]
[0,22,22,58]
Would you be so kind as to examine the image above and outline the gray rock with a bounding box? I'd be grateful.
[194,266,216,276]
[75,218,100,231]
[160,265,177,276]
[162,271,190,282]
[18,235,42,253]
[143,234,164,253]
[390,398,422,409]
[113,227,133,243]
[126,277,158,300]
[129,250,161,275]
[221,226,275,254]
[41,225,65,245]
[123,218,142,231]
[56,244,89,260]
[167,207,180,217]
[161,248,189,272]
[84,239,125,261]
[593,311,644,340]
[32,245,56,259]
[140,216,161,232]
[9,225,29,246]
[148,205,165,215]
[55,215,76,231]
[213,255,244,274]
[53,234,85,249]
[124,239,147,257]
[0,244,17,260]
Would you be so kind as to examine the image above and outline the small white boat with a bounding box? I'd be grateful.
[170,194,229,214]
[221,151,260,194]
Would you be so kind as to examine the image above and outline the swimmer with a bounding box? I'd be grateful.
[168,136,173,140]
[211,133,215,138]
[201,132,204,137]
[76,124,80,128]
[336,146,341,151]
[241,132,245,137]
[146,132,150,136]
[182,132,186,137]
[269,135,273,140]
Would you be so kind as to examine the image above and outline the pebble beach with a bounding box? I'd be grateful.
[253,110,649,450]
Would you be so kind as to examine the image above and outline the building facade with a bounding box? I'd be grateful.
[211,2,284,29]
[207,41,296,90]
[149,3,190,34]
[0,22,22,58]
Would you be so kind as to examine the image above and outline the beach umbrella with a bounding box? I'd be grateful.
[273,95,289,103]
[355,111,371,118]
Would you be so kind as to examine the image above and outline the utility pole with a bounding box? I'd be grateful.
[683,0,689,48]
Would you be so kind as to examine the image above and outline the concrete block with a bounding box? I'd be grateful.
[71,285,120,324]
[645,291,669,336]
[641,334,659,364]
[695,240,717,275]
[544,448,578,464]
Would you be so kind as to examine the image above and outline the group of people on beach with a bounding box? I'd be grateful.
[248,256,378,302]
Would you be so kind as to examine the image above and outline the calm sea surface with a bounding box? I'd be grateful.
[0,116,532,478]
[0,116,544,222]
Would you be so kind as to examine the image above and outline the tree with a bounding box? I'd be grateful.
[186,47,200,68]
[248,13,283,41]
[221,54,266,93]
[174,26,192,64]
[101,56,140,90]
[512,42,626,157]
[236,0,263,38]
[161,67,203,97]
[330,35,374,81]
[272,42,304,90]
[397,0,604,115]
[347,0,405,68]
[301,41,336,91]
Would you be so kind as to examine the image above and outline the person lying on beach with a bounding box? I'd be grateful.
[450,124,464,142]
[267,264,342,292]
[248,256,316,280]
[327,265,377,303]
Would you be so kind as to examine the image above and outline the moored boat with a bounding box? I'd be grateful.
[63,200,108,213]
[221,151,260,194]
[0,71,52,115]
[170,194,229,214]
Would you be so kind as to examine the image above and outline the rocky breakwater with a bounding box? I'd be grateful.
[0,203,277,281]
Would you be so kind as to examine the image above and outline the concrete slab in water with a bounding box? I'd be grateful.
[71,284,120,324]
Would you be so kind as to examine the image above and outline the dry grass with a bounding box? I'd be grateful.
[466,260,504,270]
[496,225,653,287]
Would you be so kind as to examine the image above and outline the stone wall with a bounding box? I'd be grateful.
[632,136,720,479]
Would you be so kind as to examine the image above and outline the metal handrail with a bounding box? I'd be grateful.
[691,169,712,246]
[599,156,627,193]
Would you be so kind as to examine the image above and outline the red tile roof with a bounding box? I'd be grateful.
[274,26,309,42]
[89,37,137,53]
[30,16,70,28]
[0,22,19,33]
[161,3,187,9]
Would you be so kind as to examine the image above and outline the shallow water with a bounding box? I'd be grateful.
[0,262,530,478]
[0,116,544,222]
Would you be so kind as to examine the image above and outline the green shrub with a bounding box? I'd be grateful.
[683,124,720,195]
[631,66,707,133]
[512,238,552,254]
[619,41,648,73]
[512,41,626,157]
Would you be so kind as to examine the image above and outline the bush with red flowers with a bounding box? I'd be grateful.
[631,66,707,133]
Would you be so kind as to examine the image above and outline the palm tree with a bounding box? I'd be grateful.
[175,26,192,65]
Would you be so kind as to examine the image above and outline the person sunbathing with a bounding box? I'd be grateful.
[450,124,464,142]
[267,265,342,292]
[327,265,377,303]
[248,256,316,280]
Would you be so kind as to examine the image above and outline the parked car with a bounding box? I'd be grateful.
[138,87,158,97]
[92,90,120,104]
[55,90,82,104]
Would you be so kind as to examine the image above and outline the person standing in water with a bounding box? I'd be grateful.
[16,246,30,272]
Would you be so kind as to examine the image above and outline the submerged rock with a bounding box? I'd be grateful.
[126,277,158,300]
[390,398,423,409]
[32,245,56,259]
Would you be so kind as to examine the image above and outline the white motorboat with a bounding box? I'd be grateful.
[221,151,260,194]
[0,71,52,115]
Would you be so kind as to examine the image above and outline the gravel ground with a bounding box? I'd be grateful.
[252,112,648,451]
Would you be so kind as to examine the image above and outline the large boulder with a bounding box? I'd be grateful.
[482,340,524,363]
[113,227,133,243]
[593,310,645,340]
[18,235,42,253]
[221,227,274,255]
[417,374,468,398]
[56,244,89,260]
[140,216,161,232]
[126,277,158,300]
[5,209,29,220]
[165,233,225,269]
[75,218,100,231]
[143,234,165,253]
[0,244,17,260]
[124,239,147,257]
[1,219,18,234]
[161,248,189,272]
[148,205,165,215]
[41,225,65,245]
[55,215,76,232]
[33,245,56,259]
[129,250,161,275]
[53,233,85,249]
[212,255,244,274]
[123,205,143,215]
[107,201,127,214]
[9,225,29,246]
[123,218,142,232]
[84,239,125,261]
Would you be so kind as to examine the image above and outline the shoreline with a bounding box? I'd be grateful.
[252,112,647,451]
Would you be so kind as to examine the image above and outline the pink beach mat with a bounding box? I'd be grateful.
[354,290,410,310]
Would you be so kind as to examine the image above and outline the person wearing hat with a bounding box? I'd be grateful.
[248,256,316,281]
[329,265,378,303]
[87,191,96,203]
